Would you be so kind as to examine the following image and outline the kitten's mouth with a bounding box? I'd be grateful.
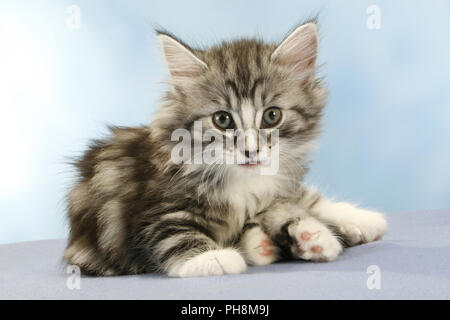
[239,162,261,167]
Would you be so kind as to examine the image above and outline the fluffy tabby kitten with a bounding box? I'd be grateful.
[64,22,387,277]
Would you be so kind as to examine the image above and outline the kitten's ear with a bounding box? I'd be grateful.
[158,33,207,87]
[271,22,318,83]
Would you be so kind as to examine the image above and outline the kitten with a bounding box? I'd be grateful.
[64,22,387,277]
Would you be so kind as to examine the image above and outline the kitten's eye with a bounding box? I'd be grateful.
[212,111,235,130]
[261,107,282,128]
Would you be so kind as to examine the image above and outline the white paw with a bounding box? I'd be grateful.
[167,249,247,278]
[240,227,278,266]
[288,217,342,262]
[333,204,387,245]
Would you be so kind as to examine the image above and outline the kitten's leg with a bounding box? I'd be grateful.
[239,222,279,266]
[299,187,388,246]
[260,204,343,262]
[149,212,246,278]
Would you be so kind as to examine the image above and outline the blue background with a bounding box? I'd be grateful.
[1,0,449,244]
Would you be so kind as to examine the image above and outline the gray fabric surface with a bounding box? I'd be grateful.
[1,210,449,300]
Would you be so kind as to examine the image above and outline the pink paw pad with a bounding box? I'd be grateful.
[260,239,273,256]
[301,232,311,241]
[311,245,323,253]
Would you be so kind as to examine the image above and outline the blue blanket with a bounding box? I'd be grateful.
[1,210,449,299]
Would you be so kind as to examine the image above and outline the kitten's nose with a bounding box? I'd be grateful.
[244,149,259,159]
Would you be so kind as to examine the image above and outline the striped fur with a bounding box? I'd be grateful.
[64,22,386,277]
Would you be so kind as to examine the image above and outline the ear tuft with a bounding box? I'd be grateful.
[271,23,318,79]
[158,34,207,80]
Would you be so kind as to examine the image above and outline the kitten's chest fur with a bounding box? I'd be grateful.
[204,174,285,244]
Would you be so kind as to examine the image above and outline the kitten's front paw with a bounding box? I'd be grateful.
[332,204,387,246]
[167,249,247,278]
[240,227,278,266]
[288,217,342,262]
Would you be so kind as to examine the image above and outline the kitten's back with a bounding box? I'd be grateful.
[65,126,156,275]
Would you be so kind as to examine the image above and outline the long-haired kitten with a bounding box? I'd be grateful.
[64,22,387,277]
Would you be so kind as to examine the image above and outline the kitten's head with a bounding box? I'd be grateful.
[152,22,327,194]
